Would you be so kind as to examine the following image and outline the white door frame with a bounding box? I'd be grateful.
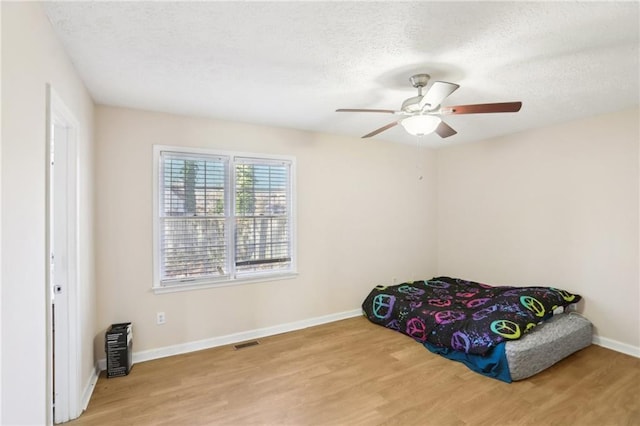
[46,85,81,424]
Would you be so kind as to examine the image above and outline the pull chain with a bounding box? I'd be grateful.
[416,135,424,180]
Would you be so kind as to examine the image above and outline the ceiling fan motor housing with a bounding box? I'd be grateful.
[401,96,423,113]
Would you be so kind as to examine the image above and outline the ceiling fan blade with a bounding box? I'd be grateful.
[362,121,399,138]
[336,108,395,114]
[440,102,522,115]
[419,81,460,111]
[435,121,457,138]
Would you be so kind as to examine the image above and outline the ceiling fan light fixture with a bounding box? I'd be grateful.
[335,74,522,139]
[401,115,441,136]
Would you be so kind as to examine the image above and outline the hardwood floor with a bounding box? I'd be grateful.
[70,317,640,425]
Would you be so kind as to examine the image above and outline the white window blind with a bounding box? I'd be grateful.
[234,157,292,274]
[159,152,229,284]
[155,147,295,290]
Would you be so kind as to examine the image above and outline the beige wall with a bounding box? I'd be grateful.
[437,108,639,349]
[1,2,96,424]
[94,105,437,355]
[96,104,639,360]
[0,3,3,420]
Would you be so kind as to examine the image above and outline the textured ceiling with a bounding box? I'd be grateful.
[44,1,639,146]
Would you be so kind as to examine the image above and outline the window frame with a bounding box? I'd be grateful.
[152,145,297,293]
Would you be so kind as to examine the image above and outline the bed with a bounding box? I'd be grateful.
[362,276,592,382]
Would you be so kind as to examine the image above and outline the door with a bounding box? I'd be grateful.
[47,86,80,424]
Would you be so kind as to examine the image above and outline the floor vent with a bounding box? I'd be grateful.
[234,340,260,350]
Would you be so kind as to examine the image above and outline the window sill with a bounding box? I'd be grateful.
[152,271,299,295]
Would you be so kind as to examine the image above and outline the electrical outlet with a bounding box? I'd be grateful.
[156,312,166,325]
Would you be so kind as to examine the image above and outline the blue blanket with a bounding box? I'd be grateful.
[424,341,512,383]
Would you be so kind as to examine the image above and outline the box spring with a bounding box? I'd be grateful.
[506,312,592,381]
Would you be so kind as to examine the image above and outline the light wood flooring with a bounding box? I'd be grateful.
[69,316,640,425]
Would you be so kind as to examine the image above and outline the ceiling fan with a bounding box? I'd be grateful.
[336,73,522,139]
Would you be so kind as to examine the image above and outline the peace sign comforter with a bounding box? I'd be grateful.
[362,276,581,356]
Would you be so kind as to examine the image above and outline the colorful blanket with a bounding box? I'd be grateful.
[362,276,581,356]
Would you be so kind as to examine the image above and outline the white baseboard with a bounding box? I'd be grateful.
[592,335,640,358]
[81,363,100,410]
[98,308,363,371]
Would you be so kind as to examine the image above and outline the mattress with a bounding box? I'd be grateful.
[362,277,590,381]
[506,312,592,381]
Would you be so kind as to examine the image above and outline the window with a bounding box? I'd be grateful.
[153,146,296,291]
